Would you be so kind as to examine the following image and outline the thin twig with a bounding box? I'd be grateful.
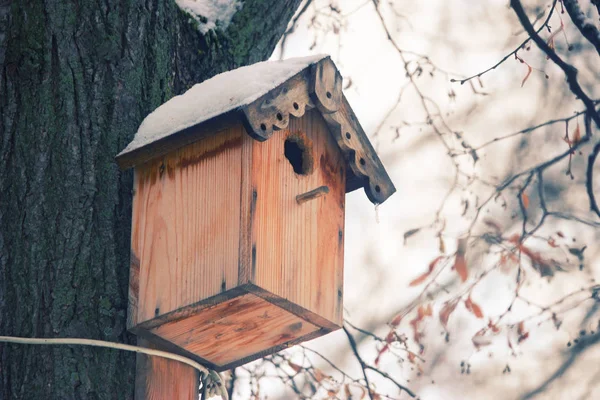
[510,0,600,128]
[452,0,558,85]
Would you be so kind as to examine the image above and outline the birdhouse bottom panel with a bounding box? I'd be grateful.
[148,292,321,370]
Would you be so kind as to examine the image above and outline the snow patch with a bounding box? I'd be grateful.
[175,0,243,33]
[119,55,328,158]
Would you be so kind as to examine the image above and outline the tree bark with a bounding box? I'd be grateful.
[0,0,301,398]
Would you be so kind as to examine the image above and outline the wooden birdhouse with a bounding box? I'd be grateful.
[116,55,395,371]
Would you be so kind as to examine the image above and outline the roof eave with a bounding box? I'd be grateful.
[115,57,396,204]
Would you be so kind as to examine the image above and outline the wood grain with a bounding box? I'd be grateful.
[151,293,319,368]
[130,125,244,327]
[135,338,199,400]
[250,109,345,326]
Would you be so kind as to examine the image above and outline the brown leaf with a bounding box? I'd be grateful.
[344,384,352,398]
[358,386,367,400]
[390,313,404,327]
[465,295,484,319]
[374,344,389,366]
[488,320,501,333]
[572,122,581,145]
[439,299,459,329]
[454,238,468,282]
[313,368,327,382]
[287,361,303,374]
[409,256,444,286]
[521,192,530,209]
[439,236,446,253]
[517,321,529,343]
[521,64,533,87]
[410,304,433,344]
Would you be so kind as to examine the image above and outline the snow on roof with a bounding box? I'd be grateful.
[176,0,243,33]
[119,54,328,158]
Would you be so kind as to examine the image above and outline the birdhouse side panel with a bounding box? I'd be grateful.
[129,126,245,328]
[250,109,345,327]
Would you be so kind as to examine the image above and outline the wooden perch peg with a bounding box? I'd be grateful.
[296,186,330,204]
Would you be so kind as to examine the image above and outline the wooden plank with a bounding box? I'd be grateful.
[130,126,244,327]
[135,338,199,400]
[251,109,345,326]
[151,293,319,368]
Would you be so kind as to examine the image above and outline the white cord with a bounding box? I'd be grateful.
[0,335,208,375]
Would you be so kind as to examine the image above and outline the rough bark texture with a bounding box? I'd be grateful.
[0,0,301,398]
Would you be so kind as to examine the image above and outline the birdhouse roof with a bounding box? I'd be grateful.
[116,55,395,204]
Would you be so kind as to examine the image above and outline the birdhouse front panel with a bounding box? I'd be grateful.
[250,109,345,327]
[117,55,396,371]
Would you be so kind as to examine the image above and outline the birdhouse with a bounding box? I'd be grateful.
[116,55,395,371]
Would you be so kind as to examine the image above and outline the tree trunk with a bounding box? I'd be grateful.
[0,1,301,398]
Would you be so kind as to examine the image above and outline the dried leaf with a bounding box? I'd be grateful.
[313,368,327,382]
[439,236,446,253]
[409,256,445,287]
[572,122,581,145]
[465,295,484,319]
[410,304,433,344]
[390,313,404,327]
[439,299,459,329]
[568,246,587,258]
[521,64,533,87]
[483,218,502,232]
[454,238,469,282]
[472,332,492,348]
[517,321,529,343]
[521,192,530,209]
[288,361,303,374]
[403,228,421,244]
[488,320,501,333]
[374,344,389,366]
[344,384,352,398]
[358,386,367,400]
[409,273,430,287]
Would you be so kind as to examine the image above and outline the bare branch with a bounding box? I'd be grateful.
[343,326,417,399]
[510,0,600,128]
[563,0,600,56]
[452,0,558,85]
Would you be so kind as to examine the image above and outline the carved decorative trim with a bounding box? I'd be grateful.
[241,57,395,204]
[240,70,315,141]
